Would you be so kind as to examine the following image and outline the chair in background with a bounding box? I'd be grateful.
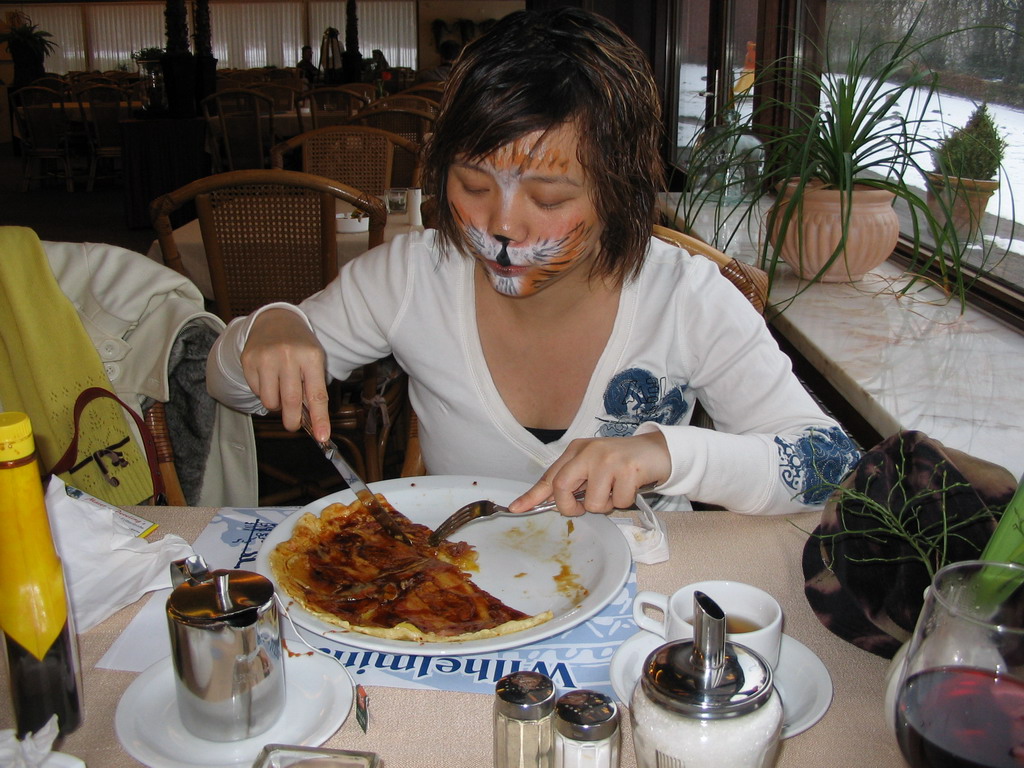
[347,107,435,189]
[270,125,422,197]
[256,82,303,112]
[652,225,768,313]
[307,86,369,128]
[11,85,77,192]
[150,169,404,497]
[200,89,275,171]
[33,75,68,95]
[398,83,445,102]
[76,84,131,191]
[337,82,376,102]
[368,94,439,114]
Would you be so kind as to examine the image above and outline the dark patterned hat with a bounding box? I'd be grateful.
[802,430,1017,658]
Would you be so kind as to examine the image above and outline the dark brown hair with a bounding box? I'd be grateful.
[424,8,664,285]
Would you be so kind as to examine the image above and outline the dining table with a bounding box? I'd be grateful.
[1,500,907,767]
[144,207,419,301]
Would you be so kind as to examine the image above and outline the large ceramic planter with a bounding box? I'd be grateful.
[924,172,998,243]
[767,181,900,283]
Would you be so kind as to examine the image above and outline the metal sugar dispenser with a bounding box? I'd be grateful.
[630,591,783,768]
[166,556,286,742]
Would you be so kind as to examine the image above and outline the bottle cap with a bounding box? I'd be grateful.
[554,689,619,741]
[0,412,35,461]
[495,671,555,721]
[639,592,774,719]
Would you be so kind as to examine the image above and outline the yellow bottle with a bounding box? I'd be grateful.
[0,411,83,739]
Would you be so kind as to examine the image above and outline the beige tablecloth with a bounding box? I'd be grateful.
[4,506,905,767]
[145,208,416,300]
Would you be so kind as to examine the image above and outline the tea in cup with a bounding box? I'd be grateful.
[632,579,783,666]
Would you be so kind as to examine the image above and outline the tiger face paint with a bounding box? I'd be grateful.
[447,125,602,298]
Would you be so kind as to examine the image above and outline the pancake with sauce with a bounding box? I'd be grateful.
[270,495,552,642]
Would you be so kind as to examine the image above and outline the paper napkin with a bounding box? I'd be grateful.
[45,475,194,632]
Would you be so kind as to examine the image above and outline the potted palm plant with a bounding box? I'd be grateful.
[0,13,58,90]
[677,14,986,305]
[925,104,1006,242]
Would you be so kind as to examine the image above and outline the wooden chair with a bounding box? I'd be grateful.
[307,86,369,128]
[336,82,376,101]
[398,83,445,102]
[76,84,131,191]
[200,89,275,171]
[255,82,303,113]
[347,107,435,190]
[150,169,404,497]
[270,125,422,196]
[11,86,77,192]
[367,94,439,115]
[652,224,768,314]
[400,225,771,477]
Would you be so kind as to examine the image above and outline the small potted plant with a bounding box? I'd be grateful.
[0,12,58,90]
[926,104,1007,242]
[131,47,167,112]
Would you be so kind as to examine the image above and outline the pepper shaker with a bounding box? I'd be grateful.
[554,689,620,768]
[630,591,783,768]
[494,671,556,768]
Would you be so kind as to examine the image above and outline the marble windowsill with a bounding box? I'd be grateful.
[657,193,1024,479]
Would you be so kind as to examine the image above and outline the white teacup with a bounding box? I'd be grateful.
[633,580,784,667]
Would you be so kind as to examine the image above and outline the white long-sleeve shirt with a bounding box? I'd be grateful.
[207,230,860,514]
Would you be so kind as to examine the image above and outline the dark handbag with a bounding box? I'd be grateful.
[47,387,167,506]
[802,430,1017,658]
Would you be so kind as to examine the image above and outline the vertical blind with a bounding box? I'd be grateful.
[0,0,415,73]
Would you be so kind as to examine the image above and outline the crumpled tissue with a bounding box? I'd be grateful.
[45,475,194,632]
[0,715,83,768]
[613,493,669,564]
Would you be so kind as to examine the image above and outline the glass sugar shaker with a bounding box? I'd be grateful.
[630,591,783,768]
[494,671,556,768]
[554,689,620,768]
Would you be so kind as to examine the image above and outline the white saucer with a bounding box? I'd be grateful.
[115,652,354,768]
[609,630,833,739]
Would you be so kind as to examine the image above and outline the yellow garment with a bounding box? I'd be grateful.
[0,227,153,505]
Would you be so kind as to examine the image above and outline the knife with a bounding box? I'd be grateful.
[301,406,412,545]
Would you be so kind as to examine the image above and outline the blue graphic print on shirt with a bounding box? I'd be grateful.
[775,426,860,505]
[597,367,690,437]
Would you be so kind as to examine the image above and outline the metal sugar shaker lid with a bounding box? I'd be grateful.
[495,671,556,721]
[639,591,774,719]
[554,690,619,741]
[166,563,276,627]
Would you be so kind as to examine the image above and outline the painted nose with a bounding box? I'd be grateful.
[494,236,512,267]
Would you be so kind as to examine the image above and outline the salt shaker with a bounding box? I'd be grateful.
[630,591,783,768]
[554,689,620,768]
[494,671,556,768]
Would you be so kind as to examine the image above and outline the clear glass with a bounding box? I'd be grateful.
[895,560,1024,767]
[494,710,554,768]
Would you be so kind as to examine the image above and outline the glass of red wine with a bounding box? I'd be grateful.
[895,560,1024,768]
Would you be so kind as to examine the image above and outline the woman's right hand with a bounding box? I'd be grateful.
[239,308,331,441]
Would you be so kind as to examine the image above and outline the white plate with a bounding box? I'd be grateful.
[114,652,353,768]
[42,755,85,768]
[254,475,632,656]
[609,630,833,739]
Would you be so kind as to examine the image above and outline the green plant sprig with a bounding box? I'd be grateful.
[798,438,1006,580]
[807,470,999,581]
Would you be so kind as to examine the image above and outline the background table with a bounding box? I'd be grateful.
[3,504,906,767]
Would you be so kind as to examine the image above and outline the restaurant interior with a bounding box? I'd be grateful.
[1,0,1023,766]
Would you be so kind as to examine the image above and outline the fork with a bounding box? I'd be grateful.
[427,482,657,546]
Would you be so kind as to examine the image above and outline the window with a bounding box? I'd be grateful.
[665,0,1024,313]
[0,0,416,74]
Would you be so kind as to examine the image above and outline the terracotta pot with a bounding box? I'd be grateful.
[767,181,900,283]
[924,172,998,243]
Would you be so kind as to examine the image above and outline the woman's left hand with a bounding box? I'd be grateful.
[508,431,671,517]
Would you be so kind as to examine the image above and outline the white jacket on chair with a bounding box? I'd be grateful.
[44,240,258,508]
